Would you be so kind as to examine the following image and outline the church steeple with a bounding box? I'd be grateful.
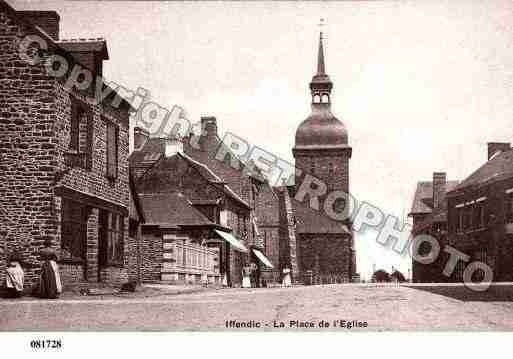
[317,31,326,75]
[310,31,333,105]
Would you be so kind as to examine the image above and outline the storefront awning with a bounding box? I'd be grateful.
[253,249,274,269]
[215,230,249,253]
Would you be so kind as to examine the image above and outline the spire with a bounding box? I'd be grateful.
[317,31,326,75]
[310,20,332,104]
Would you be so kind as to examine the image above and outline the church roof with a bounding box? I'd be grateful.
[294,32,348,149]
[290,196,350,234]
[295,106,349,149]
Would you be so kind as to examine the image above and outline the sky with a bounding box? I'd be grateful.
[11,0,513,280]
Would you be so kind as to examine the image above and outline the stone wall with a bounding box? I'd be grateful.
[297,233,352,282]
[0,9,61,287]
[0,7,131,289]
[139,231,163,282]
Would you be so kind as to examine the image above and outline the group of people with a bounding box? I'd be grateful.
[241,263,259,288]
[3,239,62,299]
[240,265,292,288]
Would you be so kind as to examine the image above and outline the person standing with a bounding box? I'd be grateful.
[37,238,62,299]
[282,268,291,287]
[5,254,24,298]
[241,265,251,288]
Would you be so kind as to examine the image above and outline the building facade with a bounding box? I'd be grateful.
[282,32,356,284]
[130,133,268,286]
[408,172,459,283]
[446,142,513,282]
[0,2,135,290]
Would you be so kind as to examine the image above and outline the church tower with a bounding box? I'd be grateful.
[287,30,355,283]
[293,31,352,202]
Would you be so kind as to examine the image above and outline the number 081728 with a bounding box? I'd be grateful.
[30,339,62,349]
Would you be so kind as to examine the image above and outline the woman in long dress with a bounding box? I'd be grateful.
[242,265,251,288]
[282,268,292,287]
[37,239,62,299]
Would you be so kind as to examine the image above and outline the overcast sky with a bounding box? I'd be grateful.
[12,0,513,280]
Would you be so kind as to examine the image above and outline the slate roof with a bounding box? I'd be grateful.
[290,196,350,235]
[129,138,251,209]
[409,180,459,215]
[451,149,513,193]
[139,192,222,229]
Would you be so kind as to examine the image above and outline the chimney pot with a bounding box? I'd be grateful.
[433,172,447,210]
[201,116,217,138]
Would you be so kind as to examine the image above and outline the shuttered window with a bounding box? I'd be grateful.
[106,122,118,179]
[70,105,80,151]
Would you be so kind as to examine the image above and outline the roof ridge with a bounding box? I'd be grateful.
[57,37,106,43]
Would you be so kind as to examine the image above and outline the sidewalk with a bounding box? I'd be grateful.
[0,283,221,302]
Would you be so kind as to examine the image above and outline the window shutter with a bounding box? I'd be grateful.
[106,122,118,179]
[70,102,79,151]
[86,112,93,170]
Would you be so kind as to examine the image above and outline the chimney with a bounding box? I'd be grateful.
[201,116,217,138]
[133,127,149,151]
[165,137,184,157]
[433,172,447,210]
[487,142,510,160]
[18,11,60,41]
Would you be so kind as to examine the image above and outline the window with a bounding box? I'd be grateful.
[68,99,93,169]
[69,105,81,151]
[310,162,315,175]
[99,211,124,265]
[106,121,118,179]
[61,200,87,261]
[328,162,334,177]
[506,195,513,223]
[457,207,464,233]
[473,202,485,229]
[454,260,465,282]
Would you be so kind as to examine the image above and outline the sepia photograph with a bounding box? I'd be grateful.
[1,0,513,352]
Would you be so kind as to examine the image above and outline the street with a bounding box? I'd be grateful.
[2,284,513,331]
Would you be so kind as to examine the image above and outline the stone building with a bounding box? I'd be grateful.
[277,32,356,284]
[129,127,274,286]
[446,142,513,282]
[408,172,459,282]
[0,2,135,290]
[137,192,227,285]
